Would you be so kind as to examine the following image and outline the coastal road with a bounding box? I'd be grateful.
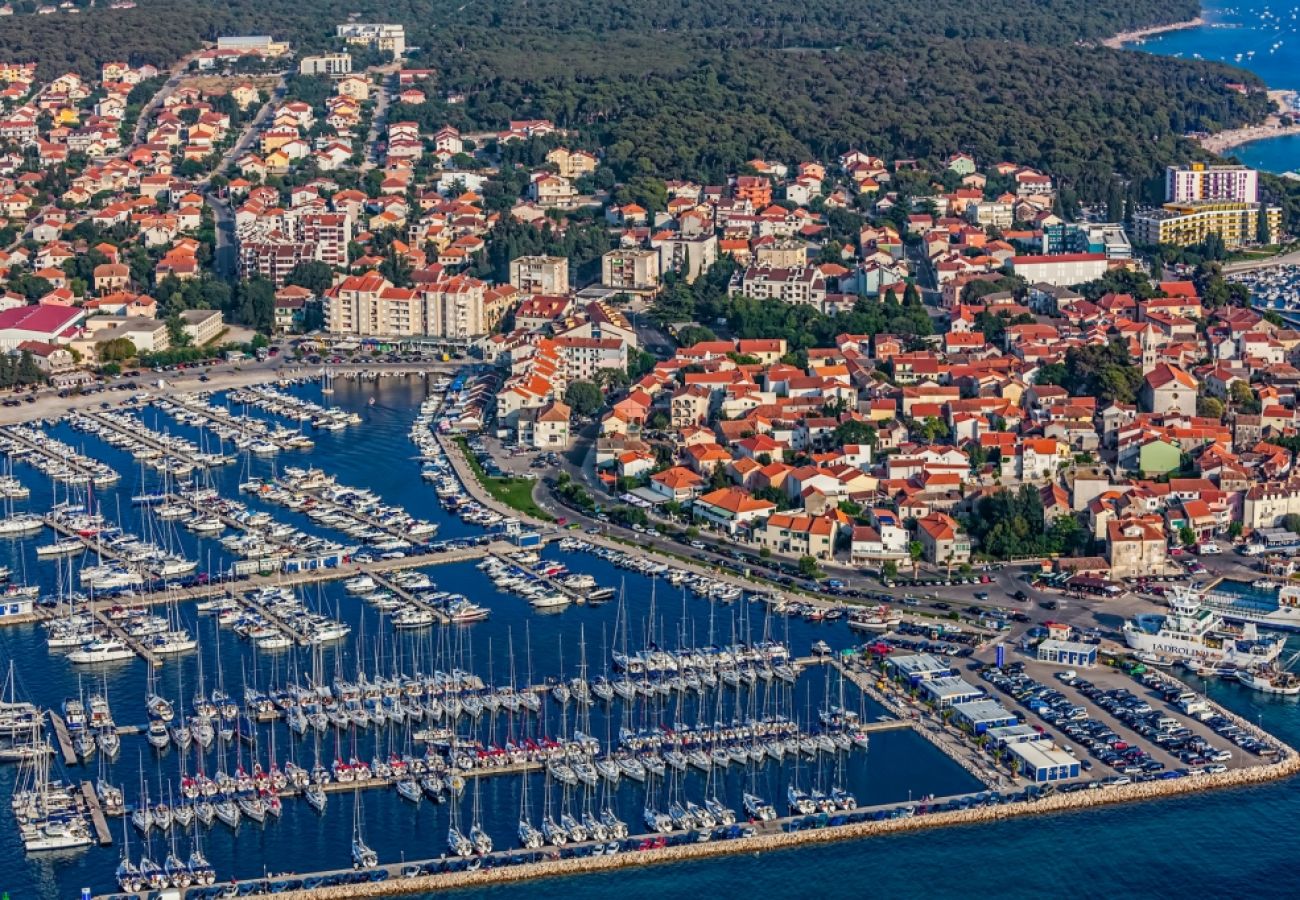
[0,360,472,426]
[1225,246,1300,274]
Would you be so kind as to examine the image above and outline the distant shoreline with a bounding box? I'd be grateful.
[1101,16,1205,49]
[1198,89,1300,154]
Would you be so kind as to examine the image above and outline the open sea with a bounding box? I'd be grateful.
[1127,0,1300,174]
[2,374,1299,899]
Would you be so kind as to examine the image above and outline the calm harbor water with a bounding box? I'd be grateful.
[0,374,979,899]
[1128,0,1300,173]
[2,374,1299,898]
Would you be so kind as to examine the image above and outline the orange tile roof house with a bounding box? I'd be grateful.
[649,466,705,503]
[916,512,971,565]
[757,512,836,560]
[692,487,776,535]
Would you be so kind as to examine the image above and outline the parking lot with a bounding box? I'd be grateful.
[975,656,1275,791]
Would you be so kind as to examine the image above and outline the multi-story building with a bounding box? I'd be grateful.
[600,248,660,292]
[1042,222,1131,260]
[1165,163,1258,203]
[236,209,354,285]
[1007,253,1109,287]
[655,233,718,283]
[966,200,1014,229]
[1133,201,1281,248]
[298,213,352,267]
[509,255,569,295]
[552,336,627,381]
[336,23,406,59]
[421,276,489,340]
[238,238,315,286]
[299,53,352,76]
[328,272,499,340]
[733,265,827,308]
[754,238,808,269]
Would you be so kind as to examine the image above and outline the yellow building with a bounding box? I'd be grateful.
[1133,200,1281,248]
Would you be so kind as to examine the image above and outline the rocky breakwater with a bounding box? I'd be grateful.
[252,749,1300,900]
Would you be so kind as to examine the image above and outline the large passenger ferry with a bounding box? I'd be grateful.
[1123,588,1285,665]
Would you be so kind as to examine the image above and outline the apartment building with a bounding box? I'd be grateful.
[1165,163,1258,203]
[733,265,827,308]
[655,233,718,284]
[600,248,660,292]
[1133,201,1281,249]
[299,53,352,76]
[336,23,406,59]
[509,255,569,295]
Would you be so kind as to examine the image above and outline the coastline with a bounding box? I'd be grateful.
[1101,16,1204,50]
[1197,89,1300,153]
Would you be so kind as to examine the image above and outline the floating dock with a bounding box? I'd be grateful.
[90,607,162,667]
[80,780,112,846]
[48,712,77,766]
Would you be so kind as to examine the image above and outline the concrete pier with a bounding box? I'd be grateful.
[128,745,1300,900]
[365,571,450,625]
[81,410,229,468]
[1,425,106,483]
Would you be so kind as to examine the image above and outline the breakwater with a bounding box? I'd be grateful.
[172,748,1299,900]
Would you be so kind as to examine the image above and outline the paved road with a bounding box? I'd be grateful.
[1224,246,1300,274]
[0,359,470,426]
[361,65,399,172]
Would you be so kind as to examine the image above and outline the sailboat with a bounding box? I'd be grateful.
[187,828,216,885]
[540,766,567,846]
[469,778,492,854]
[116,817,144,893]
[351,791,378,868]
[518,770,543,849]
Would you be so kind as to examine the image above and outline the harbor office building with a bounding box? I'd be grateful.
[887,653,953,686]
[1006,741,1081,783]
[1036,640,1098,668]
[949,699,1018,735]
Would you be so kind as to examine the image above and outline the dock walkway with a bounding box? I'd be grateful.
[366,571,450,625]
[2,425,102,482]
[293,483,430,546]
[82,410,228,468]
[167,396,304,452]
[80,780,112,846]
[49,712,77,766]
[90,607,162,667]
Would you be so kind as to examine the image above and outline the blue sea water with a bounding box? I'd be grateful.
[2,375,1299,899]
[1128,0,1300,173]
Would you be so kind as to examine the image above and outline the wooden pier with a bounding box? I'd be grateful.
[49,712,77,766]
[366,571,450,625]
[90,607,163,667]
[0,424,106,483]
[167,395,306,452]
[82,410,230,468]
[80,780,113,846]
[291,482,432,547]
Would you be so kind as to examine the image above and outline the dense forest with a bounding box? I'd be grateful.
[0,0,1280,205]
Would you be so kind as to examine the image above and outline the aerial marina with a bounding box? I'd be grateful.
[0,371,1295,900]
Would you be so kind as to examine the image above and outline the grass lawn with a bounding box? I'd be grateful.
[485,475,552,521]
[456,437,553,522]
